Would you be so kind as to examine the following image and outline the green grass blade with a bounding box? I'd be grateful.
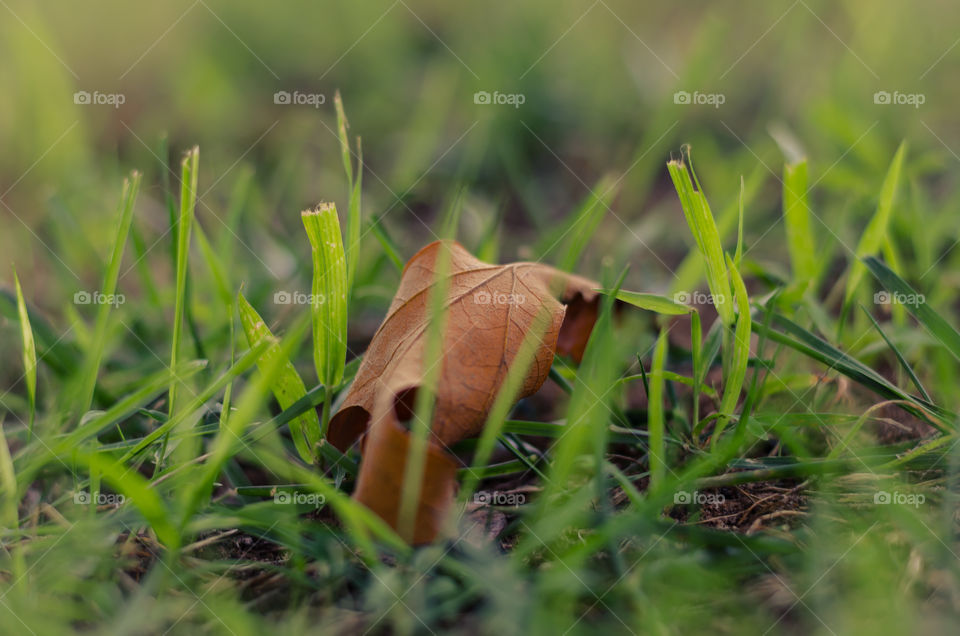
[460,304,553,502]
[647,328,668,490]
[13,270,37,437]
[671,164,765,296]
[537,271,623,500]
[534,174,618,267]
[782,159,817,285]
[76,171,142,414]
[85,453,179,550]
[844,142,907,307]
[398,241,452,540]
[667,149,734,325]
[735,175,745,268]
[713,255,752,446]
[0,421,17,529]
[335,91,362,294]
[368,216,405,272]
[348,137,363,293]
[301,203,348,390]
[334,91,354,186]
[864,255,960,362]
[118,346,266,464]
[168,148,199,421]
[193,223,232,308]
[754,312,949,427]
[559,174,618,272]
[181,311,311,526]
[237,292,320,463]
[691,310,703,434]
[600,289,693,315]
[860,305,931,402]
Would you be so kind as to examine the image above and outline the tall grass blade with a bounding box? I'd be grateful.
[335,91,362,294]
[0,421,17,529]
[181,312,311,525]
[864,255,960,362]
[713,255,752,446]
[237,292,320,463]
[13,270,36,437]
[844,142,907,308]
[302,203,348,390]
[76,171,142,415]
[302,202,348,445]
[647,328,668,489]
[398,241,452,541]
[667,149,734,325]
[460,304,553,502]
[782,159,817,285]
[159,149,198,472]
[168,149,198,420]
[861,305,931,402]
[601,289,693,315]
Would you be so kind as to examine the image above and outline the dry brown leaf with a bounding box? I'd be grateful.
[328,240,604,543]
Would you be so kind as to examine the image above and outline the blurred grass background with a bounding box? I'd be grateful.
[3,0,959,309]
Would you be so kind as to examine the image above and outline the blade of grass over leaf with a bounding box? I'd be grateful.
[782,159,817,285]
[843,142,907,310]
[237,292,320,463]
[398,241,453,541]
[535,269,623,507]
[13,270,37,438]
[75,171,142,415]
[667,148,734,326]
[162,148,199,470]
[460,303,554,503]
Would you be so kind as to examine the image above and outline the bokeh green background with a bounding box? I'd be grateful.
[4,0,959,301]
